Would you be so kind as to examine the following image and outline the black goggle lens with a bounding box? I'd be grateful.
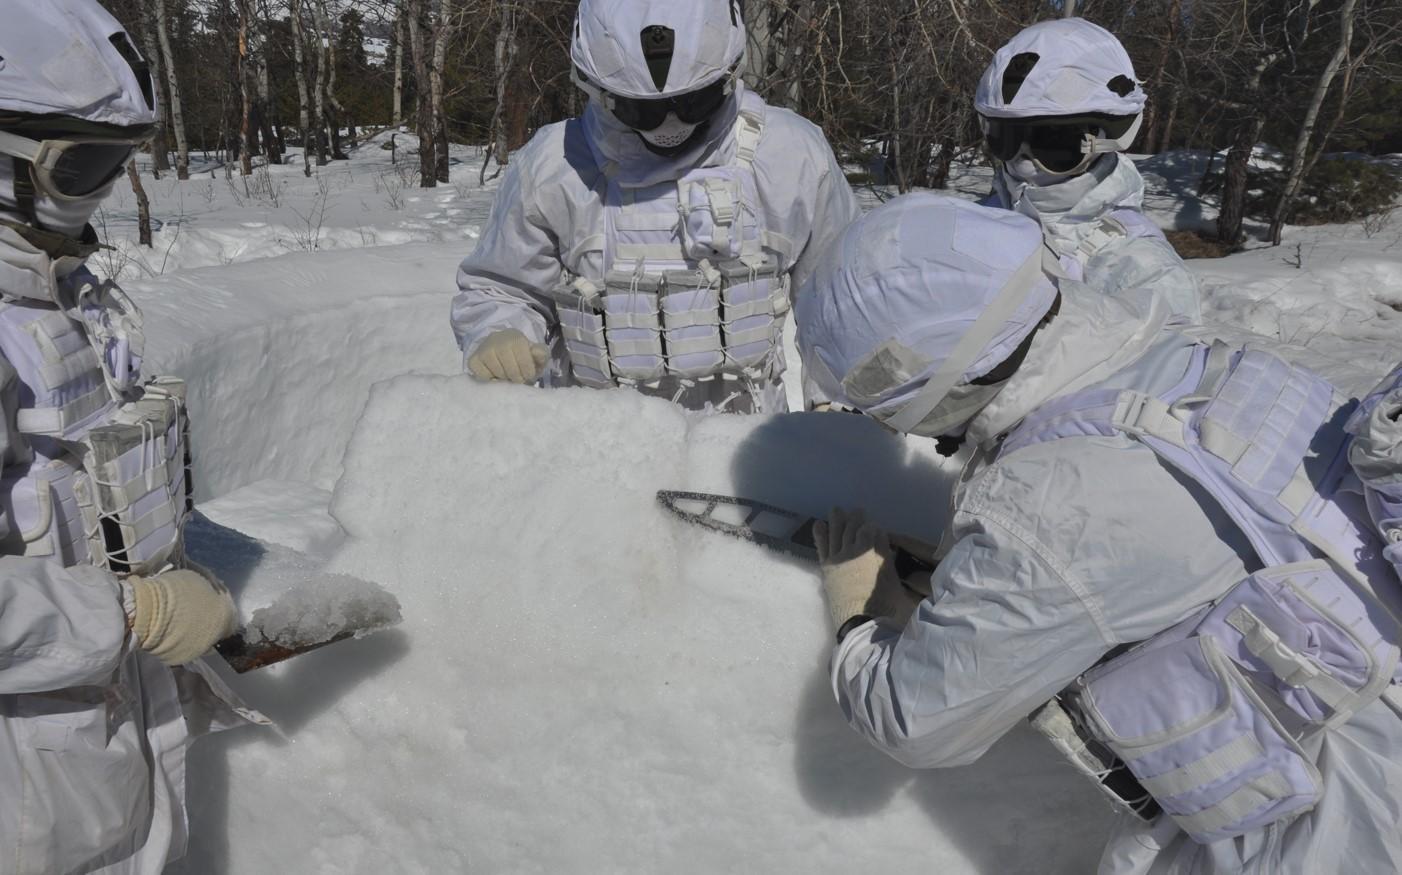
[609,78,729,131]
[49,142,136,196]
[985,121,1098,173]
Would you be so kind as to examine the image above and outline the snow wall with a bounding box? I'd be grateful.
[174,376,1115,873]
[129,243,464,500]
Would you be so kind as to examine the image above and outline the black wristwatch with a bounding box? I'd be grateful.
[835,614,874,643]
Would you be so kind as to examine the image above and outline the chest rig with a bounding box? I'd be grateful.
[0,269,189,576]
[1003,343,1402,844]
[554,99,794,403]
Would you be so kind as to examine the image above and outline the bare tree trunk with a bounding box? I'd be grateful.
[291,0,313,177]
[316,0,350,158]
[393,12,405,127]
[312,1,331,165]
[153,0,189,180]
[1217,113,1264,246]
[256,1,281,164]
[1268,0,1358,245]
[127,161,153,248]
[488,1,518,171]
[137,0,171,176]
[742,0,771,90]
[431,0,452,183]
[237,0,254,176]
[1140,0,1182,153]
[407,0,436,188]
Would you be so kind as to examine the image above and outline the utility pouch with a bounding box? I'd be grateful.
[660,269,724,378]
[719,260,785,371]
[1076,633,1322,844]
[602,271,665,382]
[678,168,757,262]
[72,377,190,576]
[1198,561,1397,726]
[555,279,612,388]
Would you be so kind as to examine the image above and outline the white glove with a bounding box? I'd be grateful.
[814,508,920,635]
[125,569,238,666]
[466,329,549,384]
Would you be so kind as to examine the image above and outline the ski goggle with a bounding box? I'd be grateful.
[0,129,145,200]
[574,67,734,132]
[984,119,1099,174]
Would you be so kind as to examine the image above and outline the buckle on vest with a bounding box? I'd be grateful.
[1111,391,1184,445]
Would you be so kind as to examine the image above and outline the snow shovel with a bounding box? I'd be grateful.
[184,513,403,673]
[656,490,939,589]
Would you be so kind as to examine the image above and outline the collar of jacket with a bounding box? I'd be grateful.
[966,279,1172,446]
[996,153,1146,230]
[0,219,96,307]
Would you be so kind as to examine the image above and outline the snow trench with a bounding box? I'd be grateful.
[170,375,1115,873]
[128,243,464,500]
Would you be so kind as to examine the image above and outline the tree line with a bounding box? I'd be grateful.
[105,0,1402,247]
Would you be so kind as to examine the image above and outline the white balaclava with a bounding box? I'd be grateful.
[0,159,116,238]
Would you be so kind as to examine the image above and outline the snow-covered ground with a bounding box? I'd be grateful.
[82,133,1401,872]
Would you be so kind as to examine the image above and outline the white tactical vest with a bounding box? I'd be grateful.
[555,95,796,404]
[0,265,189,577]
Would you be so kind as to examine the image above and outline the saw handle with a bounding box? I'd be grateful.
[794,517,938,588]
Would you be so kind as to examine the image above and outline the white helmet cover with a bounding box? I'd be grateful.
[974,18,1145,120]
[571,0,746,99]
[0,0,157,129]
[796,194,1059,435]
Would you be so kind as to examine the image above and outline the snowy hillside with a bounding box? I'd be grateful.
[87,135,1402,872]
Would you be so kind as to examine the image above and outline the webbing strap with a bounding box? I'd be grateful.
[38,348,100,392]
[1226,607,1355,711]
[1173,771,1293,837]
[724,323,778,347]
[15,386,111,436]
[614,242,691,261]
[605,311,660,330]
[721,297,774,321]
[665,335,722,356]
[607,337,663,357]
[1109,391,1188,447]
[1139,734,1265,800]
[734,110,763,168]
[615,211,681,233]
[1199,420,1252,466]
[887,245,1049,434]
[761,230,796,262]
[662,309,720,329]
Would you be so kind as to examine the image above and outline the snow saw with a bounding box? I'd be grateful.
[656,490,939,587]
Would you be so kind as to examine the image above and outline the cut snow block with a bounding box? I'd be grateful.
[185,512,401,654]
[183,376,1113,874]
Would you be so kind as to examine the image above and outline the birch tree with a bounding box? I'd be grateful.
[407,0,436,187]
[152,0,190,179]
[290,0,314,176]
[1269,0,1360,244]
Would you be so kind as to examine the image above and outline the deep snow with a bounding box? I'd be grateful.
[76,132,1402,872]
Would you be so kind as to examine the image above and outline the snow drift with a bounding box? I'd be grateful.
[171,377,1115,873]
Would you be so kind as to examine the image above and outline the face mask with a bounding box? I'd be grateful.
[638,113,702,150]
[1005,155,1080,188]
[0,157,114,238]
